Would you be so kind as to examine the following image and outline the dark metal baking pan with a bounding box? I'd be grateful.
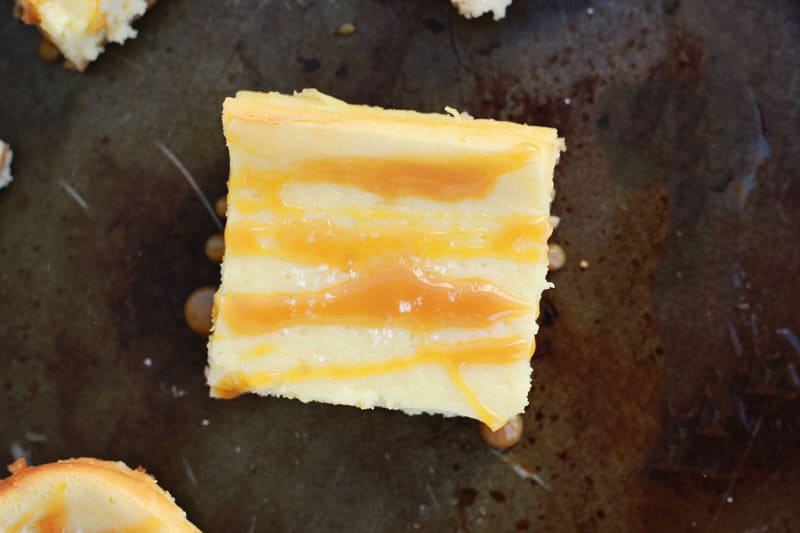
[1,1,798,530]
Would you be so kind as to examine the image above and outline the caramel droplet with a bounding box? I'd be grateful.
[185,287,216,336]
[336,22,356,36]
[37,38,61,63]
[205,233,225,264]
[479,414,523,449]
[214,196,227,218]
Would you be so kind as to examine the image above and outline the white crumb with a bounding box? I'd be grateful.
[548,244,566,271]
[1,140,13,189]
[452,0,513,20]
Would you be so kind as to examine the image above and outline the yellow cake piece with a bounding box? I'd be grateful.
[208,89,563,430]
[15,0,154,71]
[0,457,199,532]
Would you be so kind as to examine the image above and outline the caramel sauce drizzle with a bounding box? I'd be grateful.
[218,262,531,337]
[213,337,533,427]
[225,214,550,266]
[230,145,535,218]
[231,145,533,210]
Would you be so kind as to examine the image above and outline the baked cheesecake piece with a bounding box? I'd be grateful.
[14,0,155,71]
[451,0,513,20]
[209,89,563,430]
[0,457,199,532]
[0,140,12,190]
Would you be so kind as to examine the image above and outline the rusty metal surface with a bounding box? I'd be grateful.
[1,1,799,531]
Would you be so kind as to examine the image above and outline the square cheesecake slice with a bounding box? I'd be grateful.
[208,89,563,430]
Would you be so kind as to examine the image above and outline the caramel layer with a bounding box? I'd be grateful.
[225,214,550,266]
[229,145,533,216]
[218,263,532,336]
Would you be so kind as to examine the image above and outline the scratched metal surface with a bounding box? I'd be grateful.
[1,0,799,531]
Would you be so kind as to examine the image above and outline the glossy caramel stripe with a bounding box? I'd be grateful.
[213,337,533,427]
[225,214,550,266]
[218,263,532,336]
[228,145,534,215]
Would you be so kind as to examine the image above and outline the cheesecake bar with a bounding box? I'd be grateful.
[451,0,513,20]
[14,0,154,71]
[208,89,563,430]
[0,458,199,532]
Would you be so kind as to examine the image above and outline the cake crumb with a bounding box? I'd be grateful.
[15,0,153,71]
[335,22,356,36]
[579,259,589,269]
[7,457,27,474]
[452,0,513,20]
[143,358,153,367]
[0,140,13,190]
[548,244,566,271]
